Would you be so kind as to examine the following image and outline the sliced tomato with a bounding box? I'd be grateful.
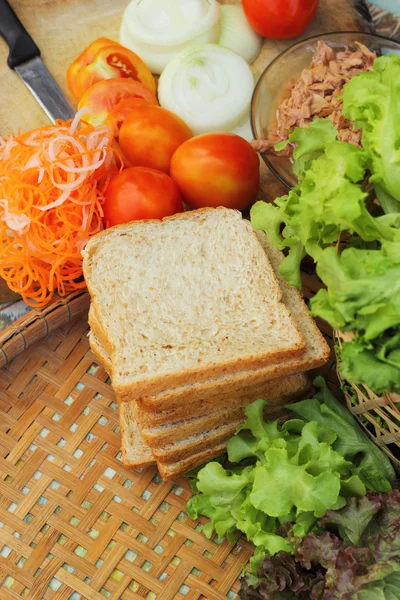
[67,38,156,101]
[78,78,158,126]
[67,38,115,99]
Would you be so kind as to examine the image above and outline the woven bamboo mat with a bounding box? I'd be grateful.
[0,316,255,600]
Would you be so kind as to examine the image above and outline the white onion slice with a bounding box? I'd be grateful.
[158,43,254,136]
[120,0,220,75]
[218,5,263,64]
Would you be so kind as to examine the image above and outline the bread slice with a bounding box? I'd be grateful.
[137,406,246,447]
[120,401,232,474]
[90,331,310,472]
[93,338,227,473]
[157,443,228,481]
[90,336,156,469]
[88,230,329,414]
[82,208,305,399]
[120,402,156,469]
[145,376,305,425]
[152,423,242,463]
[90,328,310,438]
[136,373,310,447]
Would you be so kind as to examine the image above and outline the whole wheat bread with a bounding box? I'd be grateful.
[134,231,329,411]
[120,402,156,469]
[88,230,329,413]
[91,331,310,473]
[93,340,230,472]
[83,208,305,399]
[90,330,310,445]
[157,443,228,481]
[136,374,310,447]
[152,423,242,463]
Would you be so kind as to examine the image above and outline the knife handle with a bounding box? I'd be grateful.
[0,0,39,68]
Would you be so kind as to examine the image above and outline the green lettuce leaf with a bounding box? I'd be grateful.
[288,377,395,490]
[339,337,400,396]
[309,244,400,394]
[341,54,400,203]
[250,119,400,291]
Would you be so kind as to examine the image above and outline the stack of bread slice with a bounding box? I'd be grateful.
[83,208,330,480]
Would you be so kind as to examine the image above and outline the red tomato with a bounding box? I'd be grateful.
[119,104,192,174]
[242,0,319,40]
[104,98,150,141]
[67,38,156,100]
[103,167,183,226]
[170,133,260,211]
[78,78,158,126]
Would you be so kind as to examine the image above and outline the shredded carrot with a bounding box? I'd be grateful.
[0,111,121,307]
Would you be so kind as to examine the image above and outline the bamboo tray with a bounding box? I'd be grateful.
[0,317,256,599]
[0,1,377,598]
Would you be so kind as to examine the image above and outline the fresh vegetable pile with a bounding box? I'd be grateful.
[187,378,395,574]
[0,116,118,306]
[239,489,400,599]
[66,31,261,227]
[251,54,400,395]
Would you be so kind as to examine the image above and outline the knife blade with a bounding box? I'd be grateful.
[0,0,75,123]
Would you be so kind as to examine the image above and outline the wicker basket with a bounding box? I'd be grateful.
[336,332,400,470]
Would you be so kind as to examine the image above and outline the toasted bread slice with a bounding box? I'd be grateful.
[83,208,305,399]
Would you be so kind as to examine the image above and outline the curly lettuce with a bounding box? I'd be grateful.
[341,54,400,206]
[250,59,400,393]
[186,379,394,573]
[251,119,400,289]
[310,243,400,393]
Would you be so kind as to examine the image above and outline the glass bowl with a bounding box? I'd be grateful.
[251,31,400,189]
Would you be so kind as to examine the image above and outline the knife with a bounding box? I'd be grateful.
[0,0,75,123]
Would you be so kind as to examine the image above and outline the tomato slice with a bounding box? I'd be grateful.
[67,38,116,99]
[78,78,158,126]
[67,38,156,100]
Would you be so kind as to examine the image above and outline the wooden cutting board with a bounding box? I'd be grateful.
[0,0,372,201]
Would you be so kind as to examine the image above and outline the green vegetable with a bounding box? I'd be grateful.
[250,119,400,289]
[239,489,400,600]
[310,244,400,393]
[186,379,394,572]
[252,129,400,293]
[289,377,395,490]
[341,54,400,204]
[250,75,400,393]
